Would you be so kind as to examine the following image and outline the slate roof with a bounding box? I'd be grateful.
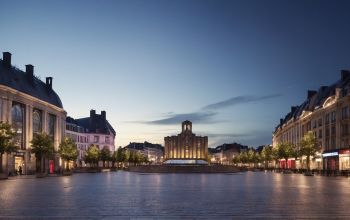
[275,70,350,132]
[0,59,63,108]
[75,116,116,136]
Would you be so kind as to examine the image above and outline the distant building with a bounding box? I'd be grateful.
[209,143,248,165]
[66,110,116,166]
[164,120,208,164]
[273,70,350,171]
[0,52,66,175]
[124,141,164,163]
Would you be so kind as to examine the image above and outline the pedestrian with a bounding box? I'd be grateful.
[18,166,22,175]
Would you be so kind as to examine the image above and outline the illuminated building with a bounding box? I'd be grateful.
[0,52,66,175]
[273,70,350,171]
[66,110,116,167]
[164,120,208,164]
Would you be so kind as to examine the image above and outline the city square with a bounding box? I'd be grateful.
[1,0,350,219]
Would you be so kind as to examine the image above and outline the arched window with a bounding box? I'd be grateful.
[33,109,42,135]
[11,102,25,149]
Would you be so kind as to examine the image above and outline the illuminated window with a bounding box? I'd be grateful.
[11,102,25,149]
[48,114,56,140]
[33,109,42,135]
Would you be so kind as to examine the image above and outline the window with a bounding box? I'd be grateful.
[325,114,330,125]
[331,111,336,123]
[94,136,99,143]
[318,118,322,127]
[342,106,349,119]
[11,102,25,149]
[33,109,42,135]
[105,136,110,144]
[48,114,56,140]
[331,126,336,136]
[325,128,330,137]
[312,120,317,129]
[342,124,349,136]
[318,129,322,139]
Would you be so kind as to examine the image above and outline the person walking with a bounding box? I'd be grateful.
[18,166,22,175]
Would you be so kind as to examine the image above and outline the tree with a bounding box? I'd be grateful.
[0,122,17,174]
[277,142,294,169]
[247,149,255,167]
[252,151,261,168]
[31,132,54,173]
[261,146,273,169]
[232,154,241,166]
[85,145,100,167]
[300,131,320,171]
[58,137,78,171]
[272,146,279,168]
[110,151,118,168]
[116,147,124,167]
[240,151,248,166]
[100,146,111,167]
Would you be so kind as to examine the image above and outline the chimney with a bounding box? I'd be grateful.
[280,118,283,125]
[90,109,96,118]
[45,77,52,89]
[341,70,350,81]
[291,106,297,113]
[101,111,106,120]
[2,52,11,68]
[26,64,34,83]
[307,90,317,99]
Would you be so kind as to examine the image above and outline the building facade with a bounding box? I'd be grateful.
[164,120,208,163]
[124,141,164,164]
[273,70,350,171]
[209,143,248,165]
[65,110,116,167]
[0,52,66,175]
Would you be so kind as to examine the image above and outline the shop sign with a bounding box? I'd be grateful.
[322,152,338,157]
[339,149,350,155]
[14,152,25,156]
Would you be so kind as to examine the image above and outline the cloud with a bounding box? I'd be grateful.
[144,111,218,125]
[134,93,281,126]
[202,94,282,110]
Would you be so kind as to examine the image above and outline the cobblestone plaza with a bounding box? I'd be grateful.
[0,172,349,219]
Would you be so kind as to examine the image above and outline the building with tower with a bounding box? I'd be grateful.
[164,120,208,164]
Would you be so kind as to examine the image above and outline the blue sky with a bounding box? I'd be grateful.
[1,0,350,147]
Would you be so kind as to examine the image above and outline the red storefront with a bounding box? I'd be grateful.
[279,159,296,169]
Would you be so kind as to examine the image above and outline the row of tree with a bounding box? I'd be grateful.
[1,120,153,176]
[0,121,79,174]
[233,131,320,171]
[84,146,149,168]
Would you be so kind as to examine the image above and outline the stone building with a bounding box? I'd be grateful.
[164,120,208,164]
[124,141,164,164]
[0,52,66,175]
[65,110,116,167]
[209,143,248,165]
[273,70,350,171]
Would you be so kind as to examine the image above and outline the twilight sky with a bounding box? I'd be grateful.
[1,0,350,148]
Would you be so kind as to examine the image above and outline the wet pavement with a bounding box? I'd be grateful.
[0,171,350,219]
